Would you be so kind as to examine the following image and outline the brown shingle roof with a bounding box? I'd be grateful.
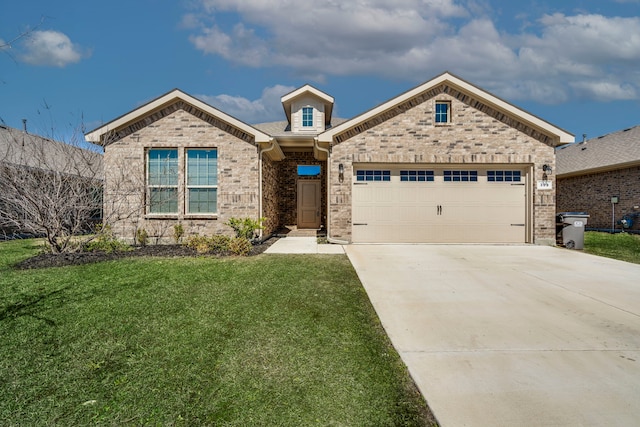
[556,125,640,177]
[252,118,348,137]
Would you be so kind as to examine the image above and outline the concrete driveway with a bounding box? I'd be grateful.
[345,245,640,426]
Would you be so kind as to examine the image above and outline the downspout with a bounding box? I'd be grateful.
[314,138,349,245]
[258,139,276,241]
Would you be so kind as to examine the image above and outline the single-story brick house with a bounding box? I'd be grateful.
[557,125,640,231]
[85,72,573,244]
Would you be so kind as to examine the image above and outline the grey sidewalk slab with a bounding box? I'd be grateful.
[345,244,640,427]
[264,237,344,254]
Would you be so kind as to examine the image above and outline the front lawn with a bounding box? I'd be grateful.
[584,231,640,264]
[0,240,435,426]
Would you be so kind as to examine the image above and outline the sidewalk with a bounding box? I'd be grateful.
[265,237,344,254]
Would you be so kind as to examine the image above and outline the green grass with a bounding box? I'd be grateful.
[584,231,640,264]
[0,240,434,426]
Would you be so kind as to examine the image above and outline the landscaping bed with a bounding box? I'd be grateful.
[14,237,279,270]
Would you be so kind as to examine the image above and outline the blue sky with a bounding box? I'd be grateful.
[1,0,639,146]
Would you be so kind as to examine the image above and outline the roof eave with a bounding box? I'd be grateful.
[85,89,271,145]
[319,72,575,145]
[558,159,640,178]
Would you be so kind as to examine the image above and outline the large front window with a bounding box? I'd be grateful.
[187,149,217,213]
[148,149,178,213]
[147,148,218,215]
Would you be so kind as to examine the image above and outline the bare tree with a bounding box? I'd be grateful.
[1,17,46,64]
[0,124,152,255]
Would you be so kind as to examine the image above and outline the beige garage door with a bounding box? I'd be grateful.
[352,166,528,243]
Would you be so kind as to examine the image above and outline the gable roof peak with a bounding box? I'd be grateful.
[85,88,272,146]
[281,84,334,126]
[319,71,574,146]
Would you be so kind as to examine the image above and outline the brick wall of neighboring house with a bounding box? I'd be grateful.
[261,155,280,236]
[329,89,557,244]
[277,152,326,228]
[103,106,260,243]
[557,165,640,231]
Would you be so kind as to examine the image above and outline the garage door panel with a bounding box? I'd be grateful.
[352,165,528,244]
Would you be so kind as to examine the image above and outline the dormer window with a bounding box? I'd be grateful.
[302,107,313,127]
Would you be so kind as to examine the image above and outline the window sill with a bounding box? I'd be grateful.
[145,214,179,220]
[184,214,218,220]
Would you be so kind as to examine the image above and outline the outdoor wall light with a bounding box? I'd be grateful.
[338,163,344,182]
[542,164,552,181]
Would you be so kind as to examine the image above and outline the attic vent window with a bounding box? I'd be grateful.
[302,107,313,127]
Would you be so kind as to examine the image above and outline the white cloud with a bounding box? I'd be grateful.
[20,30,87,67]
[185,1,640,103]
[197,84,295,123]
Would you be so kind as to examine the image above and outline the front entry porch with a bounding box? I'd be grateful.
[274,151,327,232]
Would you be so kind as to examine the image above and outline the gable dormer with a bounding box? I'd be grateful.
[281,85,334,134]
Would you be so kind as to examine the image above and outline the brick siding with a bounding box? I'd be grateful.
[328,90,557,244]
[557,166,640,231]
[261,156,280,236]
[276,152,326,228]
[103,106,260,243]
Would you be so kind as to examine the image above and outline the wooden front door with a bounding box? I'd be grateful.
[297,180,321,229]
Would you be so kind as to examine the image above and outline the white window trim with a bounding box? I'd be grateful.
[302,106,314,128]
[185,148,218,215]
[147,148,179,215]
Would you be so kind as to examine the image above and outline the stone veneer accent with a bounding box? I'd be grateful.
[557,165,640,231]
[261,155,280,236]
[328,91,557,244]
[103,106,260,243]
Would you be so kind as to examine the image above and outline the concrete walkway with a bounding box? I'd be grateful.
[345,244,640,427]
[264,237,344,254]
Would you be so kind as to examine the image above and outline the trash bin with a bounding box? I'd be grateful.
[556,212,589,249]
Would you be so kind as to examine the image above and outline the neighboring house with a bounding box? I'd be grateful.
[557,126,640,231]
[85,72,573,245]
[0,124,103,237]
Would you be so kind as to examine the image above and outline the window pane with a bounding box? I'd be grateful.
[302,107,313,127]
[298,165,321,176]
[400,170,434,182]
[488,170,521,182]
[444,170,477,182]
[435,102,449,123]
[148,149,178,186]
[188,188,217,213]
[149,188,178,213]
[356,170,391,182]
[187,149,217,186]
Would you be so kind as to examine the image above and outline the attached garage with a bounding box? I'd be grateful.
[351,165,530,243]
[318,72,574,245]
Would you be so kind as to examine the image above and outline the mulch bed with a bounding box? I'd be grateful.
[15,237,279,270]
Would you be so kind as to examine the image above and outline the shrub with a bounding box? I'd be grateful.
[173,223,184,244]
[225,217,265,240]
[85,224,130,253]
[229,237,252,256]
[185,235,231,254]
[208,235,231,252]
[136,228,148,247]
[185,236,211,254]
